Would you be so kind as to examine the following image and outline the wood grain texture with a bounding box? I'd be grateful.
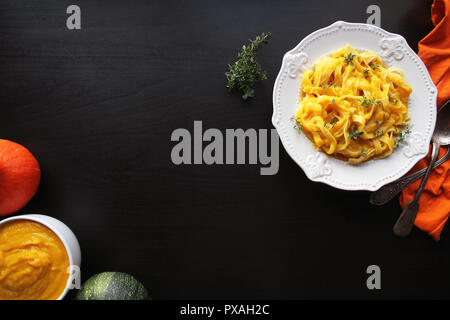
[1,0,448,299]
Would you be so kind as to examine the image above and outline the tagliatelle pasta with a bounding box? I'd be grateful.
[295,45,412,164]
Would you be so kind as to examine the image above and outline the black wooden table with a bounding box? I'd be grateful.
[1,0,448,299]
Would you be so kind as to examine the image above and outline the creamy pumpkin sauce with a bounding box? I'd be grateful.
[0,220,70,300]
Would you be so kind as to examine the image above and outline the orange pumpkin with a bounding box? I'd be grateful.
[0,140,40,215]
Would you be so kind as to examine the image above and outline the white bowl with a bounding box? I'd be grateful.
[0,214,81,300]
[272,21,437,191]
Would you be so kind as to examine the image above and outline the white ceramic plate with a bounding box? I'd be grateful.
[272,21,437,191]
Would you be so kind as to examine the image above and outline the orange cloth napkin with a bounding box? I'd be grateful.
[399,0,450,241]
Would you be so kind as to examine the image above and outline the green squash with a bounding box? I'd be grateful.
[76,272,149,300]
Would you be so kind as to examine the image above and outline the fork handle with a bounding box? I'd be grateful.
[392,142,441,238]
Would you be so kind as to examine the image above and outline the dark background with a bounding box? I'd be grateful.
[0,0,447,299]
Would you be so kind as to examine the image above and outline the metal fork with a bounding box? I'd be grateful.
[369,148,450,205]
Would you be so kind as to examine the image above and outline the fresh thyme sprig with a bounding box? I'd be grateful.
[291,116,303,133]
[389,94,398,104]
[369,62,380,70]
[373,129,384,137]
[360,148,369,157]
[349,126,364,140]
[363,69,370,78]
[395,126,411,148]
[325,118,338,128]
[225,32,271,100]
[361,96,373,109]
[360,97,381,109]
[344,53,356,66]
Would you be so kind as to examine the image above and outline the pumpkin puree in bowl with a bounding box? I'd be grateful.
[0,220,70,300]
